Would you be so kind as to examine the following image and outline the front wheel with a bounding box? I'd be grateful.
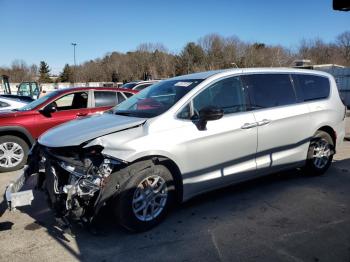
[0,135,29,172]
[114,164,175,232]
[304,131,334,176]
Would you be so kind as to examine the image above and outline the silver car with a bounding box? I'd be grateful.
[7,68,346,232]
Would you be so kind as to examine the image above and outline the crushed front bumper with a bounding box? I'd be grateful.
[5,167,34,210]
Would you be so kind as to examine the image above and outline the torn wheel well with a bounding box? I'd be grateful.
[132,156,183,204]
[317,126,336,147]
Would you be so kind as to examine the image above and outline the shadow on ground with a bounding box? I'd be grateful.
[2,158,350,261]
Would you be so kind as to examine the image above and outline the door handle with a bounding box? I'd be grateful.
[76,112,88,117]
[257,119,271,126]
[241,122,258,129]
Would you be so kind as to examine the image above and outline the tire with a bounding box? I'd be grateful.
[304,131,334,176]
[0,135,29,172]
[114,163,175,232]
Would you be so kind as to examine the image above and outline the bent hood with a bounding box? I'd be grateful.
[38,113,146,147]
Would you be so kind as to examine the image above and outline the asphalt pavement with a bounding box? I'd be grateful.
[0,124,350,262]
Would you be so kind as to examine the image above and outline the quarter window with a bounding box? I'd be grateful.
[242,74,296,108]
[292,74,330,101]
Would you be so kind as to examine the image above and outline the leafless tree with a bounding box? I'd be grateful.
[337,31,350,65]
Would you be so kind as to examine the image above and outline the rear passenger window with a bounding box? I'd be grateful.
[242,74,296,108]
[292,74,330,101]
[94,91,117,107]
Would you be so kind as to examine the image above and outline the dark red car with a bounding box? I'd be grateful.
[0,87,137,172]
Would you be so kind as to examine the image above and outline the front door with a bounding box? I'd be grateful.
[34,91,91,137]
[176,76,258,198]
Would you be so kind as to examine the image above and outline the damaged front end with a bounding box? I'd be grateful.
[6,142,129,224]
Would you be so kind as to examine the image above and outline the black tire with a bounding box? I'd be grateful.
[0,135,29,172]
[114,163,175,232]
[304,131,334,176]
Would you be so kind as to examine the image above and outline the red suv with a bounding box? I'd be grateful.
[0,87,137,172]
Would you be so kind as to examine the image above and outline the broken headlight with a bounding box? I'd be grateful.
[59,145,122,177]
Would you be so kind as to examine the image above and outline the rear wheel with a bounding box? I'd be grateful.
[114,164,175,232]
[304,131,334,176]
[0,135,29,172]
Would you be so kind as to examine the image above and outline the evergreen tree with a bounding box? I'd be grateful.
[38,61,52,83]
[60,64,73,82]
[111,70,119,82]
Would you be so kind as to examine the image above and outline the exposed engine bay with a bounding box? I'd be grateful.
[26,143,128,224]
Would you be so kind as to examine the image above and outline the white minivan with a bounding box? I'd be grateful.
[7,68,346,232]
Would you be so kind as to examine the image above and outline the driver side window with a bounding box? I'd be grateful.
[52,92,88,111]
[178,76,246,119]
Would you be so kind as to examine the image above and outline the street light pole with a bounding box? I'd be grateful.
[71,43,77,66]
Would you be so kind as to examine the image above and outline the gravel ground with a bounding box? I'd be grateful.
[0,120,349,262]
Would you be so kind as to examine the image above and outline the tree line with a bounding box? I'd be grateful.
[1,31,349,83]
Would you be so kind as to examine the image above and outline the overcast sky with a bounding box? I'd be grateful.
[0,0,349,74]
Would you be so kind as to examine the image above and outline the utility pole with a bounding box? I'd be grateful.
[71,43,77,66]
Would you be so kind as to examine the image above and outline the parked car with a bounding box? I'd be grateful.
[1,75,41,100]
[7,68,346,232]
[0,97,28,111]
[0,87,137,172]
[120,80,160,91]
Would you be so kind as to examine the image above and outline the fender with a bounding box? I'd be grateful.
[0,125,35,145]
[92,159,155,219]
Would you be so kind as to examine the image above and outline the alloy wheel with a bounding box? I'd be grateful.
[132,175,168,222]
[312,139,331,169]
[0,142,24,168]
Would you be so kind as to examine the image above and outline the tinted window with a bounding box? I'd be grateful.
[242,74,296,108]
[178,76,246,119]
[292,74,330,101]
[94,91,117,107]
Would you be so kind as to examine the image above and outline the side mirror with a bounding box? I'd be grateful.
[196,106,223,130]
[40,103,57,116]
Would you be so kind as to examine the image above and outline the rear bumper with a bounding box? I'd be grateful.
[5,167,34,210]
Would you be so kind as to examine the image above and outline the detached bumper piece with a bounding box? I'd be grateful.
[5,168,34,210]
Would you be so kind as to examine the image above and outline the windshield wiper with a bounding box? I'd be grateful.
[114,111,134,116]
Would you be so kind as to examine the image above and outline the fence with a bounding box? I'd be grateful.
[1,82,123,94]
[316,67,350,107]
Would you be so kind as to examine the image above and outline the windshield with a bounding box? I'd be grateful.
[18,91,59,111]
[112,79,203,118]
[121,82,137,89]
